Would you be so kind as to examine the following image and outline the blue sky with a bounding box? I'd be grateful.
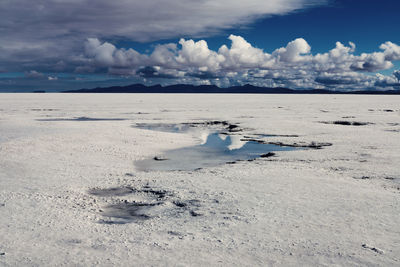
[125,0,400,54]
[0,0,399,91]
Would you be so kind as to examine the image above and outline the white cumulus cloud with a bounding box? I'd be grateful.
[78,35,400,91]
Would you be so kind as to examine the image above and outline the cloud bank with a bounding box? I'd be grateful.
[0,0,323,68]
[0,0,321,42]
[77,35,400,90]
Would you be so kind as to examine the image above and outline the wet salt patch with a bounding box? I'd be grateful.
[89,185,206,224]
[384,176,400,183]
[88,187,135,197]
[99,202,158,224]
[135,133,298,172]
[89,186,169,224]
[37,117,127,121]
[135,123,192,133]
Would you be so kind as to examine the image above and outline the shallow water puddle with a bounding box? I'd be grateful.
[135,132,298,171]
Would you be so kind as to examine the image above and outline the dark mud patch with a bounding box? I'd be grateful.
[240,137,332,149]
[362,244,384,254]
[320,121,373,126]
[260,152,276,158]
[153,156,169,161]
[37,117,127,121]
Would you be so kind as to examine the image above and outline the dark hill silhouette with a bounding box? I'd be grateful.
[62,83,400,95]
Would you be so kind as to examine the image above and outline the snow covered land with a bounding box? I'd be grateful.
[0,93,399,266]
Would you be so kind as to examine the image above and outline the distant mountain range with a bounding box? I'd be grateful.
[63,83,400,95]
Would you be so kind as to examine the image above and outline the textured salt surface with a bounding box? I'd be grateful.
[0,94,399,266]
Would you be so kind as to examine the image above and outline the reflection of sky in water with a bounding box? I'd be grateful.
[135,133,297,172]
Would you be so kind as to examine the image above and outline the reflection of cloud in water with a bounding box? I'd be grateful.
[198,130,212,145]
[218,134,228,140]
[227,135,246,150]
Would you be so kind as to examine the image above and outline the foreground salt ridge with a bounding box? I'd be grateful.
[0,94,399,266]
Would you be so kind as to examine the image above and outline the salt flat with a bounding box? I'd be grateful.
[0,93,399,266]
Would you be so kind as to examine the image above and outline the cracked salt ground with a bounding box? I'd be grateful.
[135,132,299,171]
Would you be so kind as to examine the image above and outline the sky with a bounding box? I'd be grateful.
[1,0,400,92]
